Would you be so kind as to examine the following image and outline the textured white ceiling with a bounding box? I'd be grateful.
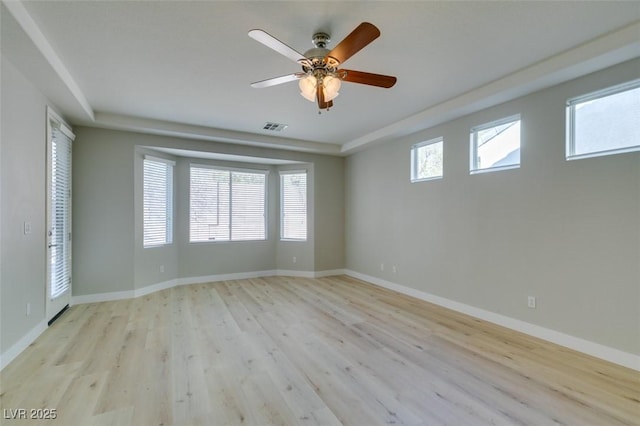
[2,1,639,154]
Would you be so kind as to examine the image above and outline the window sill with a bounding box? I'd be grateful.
[470,164,520,175]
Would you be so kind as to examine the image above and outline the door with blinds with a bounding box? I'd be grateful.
[46,108,74,323]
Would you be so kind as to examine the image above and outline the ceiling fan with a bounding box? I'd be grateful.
[249,22,397,111]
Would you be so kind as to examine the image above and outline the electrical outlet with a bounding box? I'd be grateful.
[293,256,297,264]
[392,265,397,273]
[160,264,165,273]
[26,302,31,317]
[380,263,385,271]
[527,296,536,309]
[23,221,31,235]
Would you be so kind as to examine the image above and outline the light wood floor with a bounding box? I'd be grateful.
[1,275,638,425]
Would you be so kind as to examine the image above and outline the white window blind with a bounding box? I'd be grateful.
[280,171,307,241]
[143,156,174,247]
[50,124,73,299]
[231,171,267,241]
[190,166,266,242]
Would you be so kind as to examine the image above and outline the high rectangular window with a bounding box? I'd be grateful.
[567,79,640,160]
[143,156,174,247]
[411,137,443,182]
[470,115,521,174]
[280,171,307,241]
[190,166,267,242]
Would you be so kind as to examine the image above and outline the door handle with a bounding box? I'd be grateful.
[48,244,57,248]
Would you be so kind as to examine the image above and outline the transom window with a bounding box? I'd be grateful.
[190,165,267,242]
[470,115,521,174]
[411,137,443,182]
[566,79,640,160]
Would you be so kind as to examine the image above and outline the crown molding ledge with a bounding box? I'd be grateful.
[88,112,342,156]
[2,0,94,121]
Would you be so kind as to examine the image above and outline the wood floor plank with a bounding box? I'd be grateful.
[228,283,343,425]
[52,371,109,426]
[1,275,638,425]
[170,286,213,424]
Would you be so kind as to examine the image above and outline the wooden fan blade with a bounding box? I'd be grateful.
[249,29,308,64]
[339,69,397,88]
[316,86,333,110]
[326,22,380,66]
[250,73,304,88]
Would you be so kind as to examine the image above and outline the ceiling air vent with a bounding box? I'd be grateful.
[263,122,288,132]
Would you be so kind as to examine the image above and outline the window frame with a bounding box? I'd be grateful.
[280,170,308,242]
[189,164,268,243]
[470,114,521,174]
[143,155,175,248]
[566,78,640,161]
[410,137,444,183]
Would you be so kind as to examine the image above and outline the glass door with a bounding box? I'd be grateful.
[46,108,74,323]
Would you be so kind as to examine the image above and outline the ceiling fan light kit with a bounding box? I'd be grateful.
[249,22,397,112]
[299,72,341,103]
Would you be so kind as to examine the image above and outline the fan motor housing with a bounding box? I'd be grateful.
[302,32,338,72]
[302,47,330,63]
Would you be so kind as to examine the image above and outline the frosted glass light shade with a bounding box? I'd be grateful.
[299,75,317,102]
[323,75,341,101]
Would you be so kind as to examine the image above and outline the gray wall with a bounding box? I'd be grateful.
[1,58,49,353]
[345,59,640,355]
[72,127,345,296]
[314,157,345,271]
[73,127,136,295]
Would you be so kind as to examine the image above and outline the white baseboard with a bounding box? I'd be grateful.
[273,269,313,278]
[0,320,47,371]
[134,278,179,297]
[71,269,345,305]
[343,269,640,372]
[176,270,278,286]
[72,289,135,304]
[314,269,347,278]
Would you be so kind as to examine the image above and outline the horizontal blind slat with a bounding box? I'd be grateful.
[143,159,173,246]
[50,127,72,299]
[190,167,266,242]
[281,173,307,240]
